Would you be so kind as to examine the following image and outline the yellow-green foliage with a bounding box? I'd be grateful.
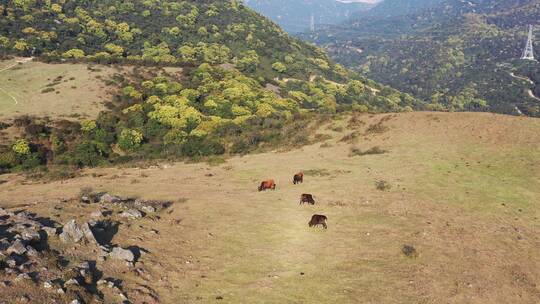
[80,120,97,132]
[118,129,143,151]
[12,139,30,155]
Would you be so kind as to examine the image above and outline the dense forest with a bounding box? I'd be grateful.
[0,0,425,174]
[303,0,540,116]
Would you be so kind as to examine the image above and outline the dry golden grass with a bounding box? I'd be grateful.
[0,60,127,121]
[1,112,540,303]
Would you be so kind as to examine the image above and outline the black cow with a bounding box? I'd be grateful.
[300,194,315,205]
[308,214,327,229]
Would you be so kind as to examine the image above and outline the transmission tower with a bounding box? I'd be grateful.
[310,13,315,32]
[521,25,535,61]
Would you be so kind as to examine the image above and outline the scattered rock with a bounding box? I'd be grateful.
[15,273,31,282]
[19,228,40,242]
[60,220,85,243]
[25,245,39,257]
[99,193,121,204]
[81,222,98,245]
[65,278,79,286]
[60,220,96,244]
[109,247,135,262]
[7,240,27,255]
[141,205,155,213]
[120,209,143,220]
[402,245,418,258]
[42,226,57,237]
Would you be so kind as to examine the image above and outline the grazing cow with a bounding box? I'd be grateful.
[258,180,276,191]
[308,214,327,229]
[293,172,304,185]
[300,194,315,205]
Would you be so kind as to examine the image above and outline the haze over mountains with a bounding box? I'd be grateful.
[243,0,375,33]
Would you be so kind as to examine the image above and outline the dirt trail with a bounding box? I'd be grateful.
[509,71,540,101]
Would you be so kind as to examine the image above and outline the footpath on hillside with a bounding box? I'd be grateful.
[0,57,33,106]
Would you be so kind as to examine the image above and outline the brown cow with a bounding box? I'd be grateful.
[258,180,276,191]
[308,214,327,229]
[300,194,315,205]
[293,172,304,185]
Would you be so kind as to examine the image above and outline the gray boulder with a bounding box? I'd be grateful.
[99,193,121,204]
[41,226,57,238]
[20,228,41,242]
[141,205,156,213]
[109,247,135,262]
[60,220,98,244]
[120,209,142,219]
[59,220,84,243]
[7,240,27,255]
[81,222,98,245]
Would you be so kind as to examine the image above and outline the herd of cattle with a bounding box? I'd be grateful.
[258,172,328,229]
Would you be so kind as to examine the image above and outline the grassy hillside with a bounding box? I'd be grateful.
[303,0,540,116]
[1,112,539,303]
[0,59,126,120]
[0,0,426,174]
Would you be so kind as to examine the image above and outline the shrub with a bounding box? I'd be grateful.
[350,146,387,156]
[402,245,418,258]
[181,137,225,157]
[63,141,106,168]
[81,120,97,132]
[304,169,331,177]
[231,139,251,154]
[118,129,143,151]
[375,180,391,191]
[365,121,389,135]
[12,139,31,155]
[41,87,55,93]
[0,151,19,169]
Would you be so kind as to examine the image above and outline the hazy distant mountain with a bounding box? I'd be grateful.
[354,0,443,19]
[244,0,374,33]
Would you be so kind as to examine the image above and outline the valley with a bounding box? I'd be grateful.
[301,0,540,117]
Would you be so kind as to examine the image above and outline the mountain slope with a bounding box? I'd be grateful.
[303,0,540,116]
[0,0,424,174]
[244,0,374,33]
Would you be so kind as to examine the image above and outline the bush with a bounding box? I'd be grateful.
[350,146,387,156]
[0,151,19,169]
[375,180,391,191]
[118,129,143,151]
[181,137,225,157]
[231,139,251,154]
[12,139,31,155]
[63,141,106,168]
[365,122,389,135]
